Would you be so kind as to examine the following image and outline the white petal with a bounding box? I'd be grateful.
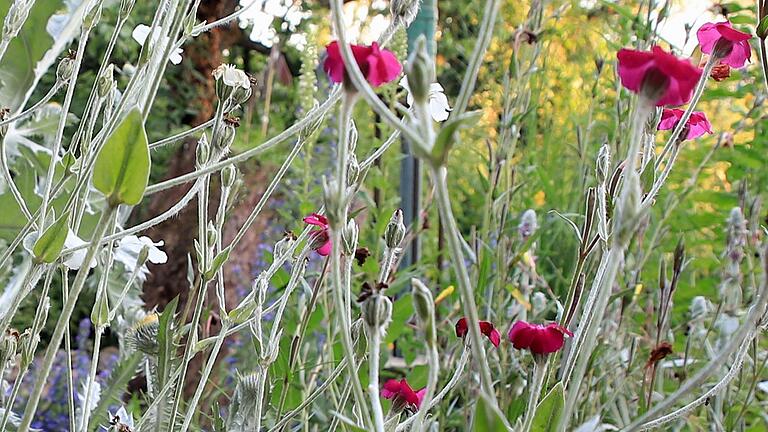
[399,75,410,91]
[428,92,451,122]
[169,48,183,65]
[63,230,95,270]
[758,381,768,394]
[131,24,151,45]
[429,83,445,93]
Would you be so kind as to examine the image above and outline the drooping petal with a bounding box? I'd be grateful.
[315,239,332,256]
[455,318,468,338]
[131,24,151,45]
[658,108,684,131]
[303,213,329,228]
[381,379,402,399]
[323,41,347,84]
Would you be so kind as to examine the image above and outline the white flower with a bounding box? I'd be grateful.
[399,76,451,122]
[114,235,168,277]
[131,24,183,65]
[109,406,134,430]
[213,63,250,89]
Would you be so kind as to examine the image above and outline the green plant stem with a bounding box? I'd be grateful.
[430,166,496,401]
[521,358,548,432]
[368,327,385,432]
[76,326,104,432]
[17,205,116,432]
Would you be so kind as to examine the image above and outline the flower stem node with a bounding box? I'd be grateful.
[405,36,435,105]
[384,208,406,249]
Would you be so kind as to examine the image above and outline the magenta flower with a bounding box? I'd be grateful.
[697,21,752,68]
[455,317,501,347]
[508,321,573,355]
[616,46,702,106]
[303,213,332,256]
[323,41,402,87]
[381,379,426,410]
[658,108,713,140]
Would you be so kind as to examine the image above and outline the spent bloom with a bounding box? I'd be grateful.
[709,62,731,81]
[657,108,713,140]
[131,24,183,65]
[399,76,451,122]
[616,46,701,106]
[455,317,501,347]
[323,41,402,87]
[697,21,752,68]
[303,213,332,256]
[381,378,426,410]
[213,64,251,90]
[508,321,573,355]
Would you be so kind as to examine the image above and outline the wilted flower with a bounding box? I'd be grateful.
[381,378,426,410]
[657,108,713,140]
[709,62,731,81]
[455,317,501,347]
[508,321,573,355]
[304,213,332,256]
[323,41,402,88]
[697,21,752,68]
[131,24,183,65]
[616,46,701,106]
[399,76,451,122]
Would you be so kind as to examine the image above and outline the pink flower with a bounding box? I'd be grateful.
[508,321,573,355]
[658,108,713,140]
[697,21,752,68]
[303,213,332,256]
[323,41,402,87]
[381,379,425,410]
[455,317,501,347]
[616,46,702,106]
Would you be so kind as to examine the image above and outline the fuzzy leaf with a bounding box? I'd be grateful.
[473,393,507,431]
[93,108,150,206]
[531,382,564,432]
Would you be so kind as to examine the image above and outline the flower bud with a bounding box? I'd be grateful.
[273,231,297,262]
[346,153,360,187]
[518,209,538,241]
[207,221,218,246]
[196,135,210,167]
[405,36,434,105]
[347,119,358,152]
[362,294,393,333]
[322,177,343,227]
[2,1,30,41]
[390,0,420,27]
[97,64,115,99]
[411,278,436,345]
[596,144,611,184]
[221,165,237,188]
[91,291,110,328]
[341,218,358,256]
[83,2,102,31]
[384,209,406,249]
[253,275,268,306]
[689,295,711,322]
[0,329,19,370]
[56,55,76,83]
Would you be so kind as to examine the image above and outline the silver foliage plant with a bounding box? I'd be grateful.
[0,0,766,431]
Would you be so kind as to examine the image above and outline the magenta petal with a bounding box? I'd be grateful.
[303,213,329,228]
[487,329,501,348]
[316,240,332,256]
[658,108,683,131]
[697,23,721,54]
[722,40,750,68]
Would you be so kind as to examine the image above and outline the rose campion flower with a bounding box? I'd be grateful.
[303,213,332,256]
[508,321,573,355]
[616,46,701,106]
[323,41,402,87]
[381,378,426,410]
[455,317,501,347]
[657,108,713,140]
[697,21,752,68]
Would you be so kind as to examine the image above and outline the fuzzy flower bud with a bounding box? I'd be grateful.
[411,278,436,345]
[83,2,102,31]
[346,153,360,186]
[342,218,358,256]
[119,0,136,19]
[56,55,76,83]
[405,36,434,105]
[2,1,31,41]
[221,165,237,188]
[362,294,393,333]
[391,0,420,27]
[0,329,19,370]
[97,64,115,98]
[321,177,343,228]
[596,144,611,184]
[518,209,538,241]
[384,208,406,249]
[196,135,210,167]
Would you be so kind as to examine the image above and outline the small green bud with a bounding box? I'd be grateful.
[346,153,360,186]
[83,2,102,31]
[196,135,210,167]
[411,278,436,345]
[56,55,76,83]
[91,291,110,328]
[221,165,237,188]
[97,64,115,98]
[405,36,434,105]
[216,117,238,149]
[384,208,406,249]
[341,218,358,256]
[362,294,393,332]
[207,221,218,247]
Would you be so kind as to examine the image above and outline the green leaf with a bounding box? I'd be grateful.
[93,108,150,206]
[204,247,231,280]
[473,393,507,432]
[758,15,768,39]
[531,382,564,432]
[32,211,69,263]
[431,111,481,166]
